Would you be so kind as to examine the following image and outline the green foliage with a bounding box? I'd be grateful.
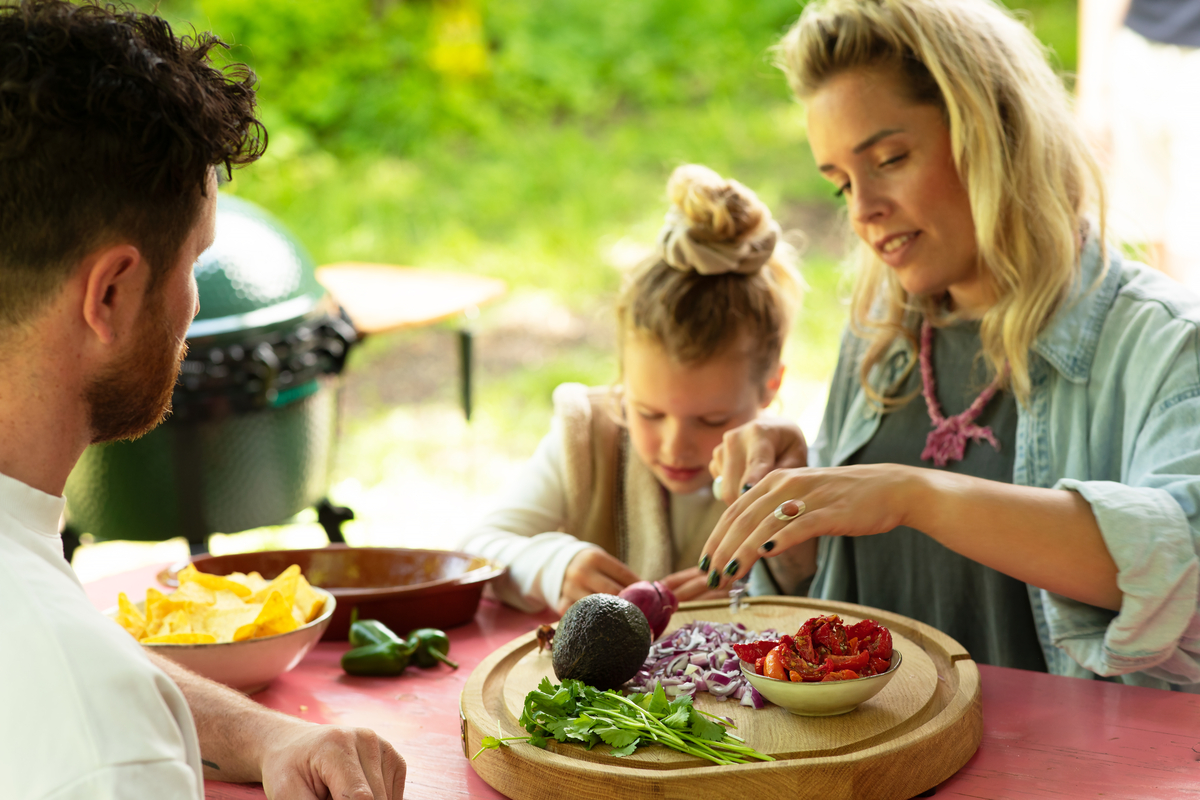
[189,0,801,158]
[144,0,1079,309]
[151,0,1077,390]
[1003,0,1079,71]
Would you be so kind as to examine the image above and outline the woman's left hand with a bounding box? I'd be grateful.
[699,463,922,589]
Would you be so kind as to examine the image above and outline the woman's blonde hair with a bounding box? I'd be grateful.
[777,0,1106,407]
[616,164,803,394]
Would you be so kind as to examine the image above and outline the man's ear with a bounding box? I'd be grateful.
[760,362,785,408]
[80,245,147,345]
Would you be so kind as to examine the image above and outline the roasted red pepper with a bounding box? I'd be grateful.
[792,631,818,664]
[762,646,787,680]
[745,615,894,683]
[732,640,780,664]
[824,649,869,674]
[847,619,893,661]
[814,619,851,657]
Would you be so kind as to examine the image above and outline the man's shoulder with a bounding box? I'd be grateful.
[0,531,198,799]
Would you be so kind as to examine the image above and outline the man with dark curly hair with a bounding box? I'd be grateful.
[0,2,406,797]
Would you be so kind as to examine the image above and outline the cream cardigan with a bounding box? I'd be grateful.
[459,383,725,612]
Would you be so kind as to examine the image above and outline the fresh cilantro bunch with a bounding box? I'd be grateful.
[472,678,773,766]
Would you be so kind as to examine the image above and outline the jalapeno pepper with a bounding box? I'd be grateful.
[406,627,458,669]
[341,610,417,677]
[341,639,415,676]
[349,616,406,648]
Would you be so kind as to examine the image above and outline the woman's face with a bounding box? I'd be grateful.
[806,68,986,313]
[623,336,779,495]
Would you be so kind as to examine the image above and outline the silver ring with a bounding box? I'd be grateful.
[773,500,806,521]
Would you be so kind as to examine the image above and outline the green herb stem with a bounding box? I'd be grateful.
[502,678,773,767]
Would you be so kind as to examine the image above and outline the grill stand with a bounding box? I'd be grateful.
[316,499,352,544]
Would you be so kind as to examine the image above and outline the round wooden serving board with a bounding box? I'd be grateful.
[461,596,981,799]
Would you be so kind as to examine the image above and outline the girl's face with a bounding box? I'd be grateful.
[806,68,987,314]
[623,335,781,495]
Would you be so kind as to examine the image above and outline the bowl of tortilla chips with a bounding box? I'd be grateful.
[108,564,335,694]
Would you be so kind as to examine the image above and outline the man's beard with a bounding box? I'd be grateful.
[85,299,187,444]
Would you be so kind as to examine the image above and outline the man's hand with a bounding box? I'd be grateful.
[710,417,808,504]
[150,653,406,798]
[260,720,406,800]
[556,548,641,615]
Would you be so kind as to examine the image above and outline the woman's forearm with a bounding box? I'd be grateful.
[905,468,1122,610]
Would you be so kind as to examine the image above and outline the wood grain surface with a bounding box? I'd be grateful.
[462,596,982,799]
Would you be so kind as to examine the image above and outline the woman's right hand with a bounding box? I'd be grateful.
[710,417,809,504]
[556,548,641,615]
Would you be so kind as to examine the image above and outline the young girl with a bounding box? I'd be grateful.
[702,0,1200,690]
[460,164,803,615]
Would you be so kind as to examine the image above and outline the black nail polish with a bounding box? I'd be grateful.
[698,554,711,572]
[707,570,720,588]
[741,483,753,494]
[724,559,739,576]
[760,540,775,552]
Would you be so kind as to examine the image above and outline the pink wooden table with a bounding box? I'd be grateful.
[87,564,1200,799]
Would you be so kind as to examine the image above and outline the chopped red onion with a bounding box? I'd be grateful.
[623,621,778,710]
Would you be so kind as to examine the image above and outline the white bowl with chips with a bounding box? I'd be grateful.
[739,650,903,716]
[108,587,335,694]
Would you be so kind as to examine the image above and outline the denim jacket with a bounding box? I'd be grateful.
[799,238,1200,689]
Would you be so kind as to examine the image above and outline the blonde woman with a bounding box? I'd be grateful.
[460,165,803,615]
[701,0,1200,689]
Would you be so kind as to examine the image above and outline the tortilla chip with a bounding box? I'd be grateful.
[292,575,325,624]
[234,592,300,642]
[141,632,217,644]
[247,565,302,605]
[115,592,146,640]
[224,570,270,594]
[143,587,188,638]
[204,603,263,643]
[172,580,216,606]
[116,563,320,644]
[178,563,252,598]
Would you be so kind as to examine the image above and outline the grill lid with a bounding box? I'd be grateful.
[189,194,326,338]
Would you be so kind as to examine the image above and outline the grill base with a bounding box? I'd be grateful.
[64,377,340,546]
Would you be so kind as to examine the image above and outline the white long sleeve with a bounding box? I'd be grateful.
[458,417,597,613]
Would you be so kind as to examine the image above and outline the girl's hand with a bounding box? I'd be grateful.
[659,567,728,602]
[556,548,641,615]
[699,464,923,590]
[709,417,809,504]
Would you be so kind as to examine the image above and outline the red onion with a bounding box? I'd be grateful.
[624,621,777,710]
[618,581,679,640]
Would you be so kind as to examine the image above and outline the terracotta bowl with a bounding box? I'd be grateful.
[107,588,335,694]
[160,545,505,640]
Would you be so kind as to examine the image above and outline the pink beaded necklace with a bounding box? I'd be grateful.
[918,318,1004,467]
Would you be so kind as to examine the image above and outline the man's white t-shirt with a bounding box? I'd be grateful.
[0,470,203,799]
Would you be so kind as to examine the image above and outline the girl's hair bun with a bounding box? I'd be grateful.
[658,164,780,276]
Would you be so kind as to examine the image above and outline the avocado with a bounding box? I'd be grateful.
[552,594,652,690]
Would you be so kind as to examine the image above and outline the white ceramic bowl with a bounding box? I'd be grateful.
[740,650,903,716]
[107,588,335,694]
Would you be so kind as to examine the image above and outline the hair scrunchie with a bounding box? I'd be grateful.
[656,205,780,276]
